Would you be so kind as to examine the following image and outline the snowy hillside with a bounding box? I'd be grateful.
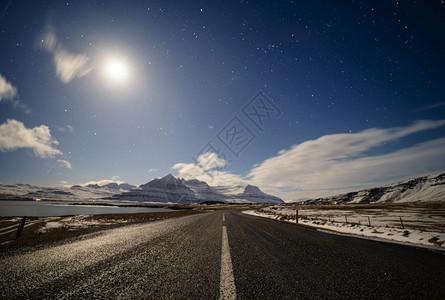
[0,182,135,201]
[110,174,284,204]
[306,173,445,204]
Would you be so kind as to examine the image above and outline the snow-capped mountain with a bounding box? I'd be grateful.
[305,173,445,204]
[110,174,284,204]
[0,182,135,201]
[0,174,283,204]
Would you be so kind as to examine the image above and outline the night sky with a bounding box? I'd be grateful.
[1,1,444,201]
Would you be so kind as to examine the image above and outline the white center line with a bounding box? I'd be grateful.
[220,225,236,300]
[222,213,226,222]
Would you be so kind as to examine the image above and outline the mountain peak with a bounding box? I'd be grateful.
[244,184,262,194]
[140,173,183,190]
[162,173,175,180]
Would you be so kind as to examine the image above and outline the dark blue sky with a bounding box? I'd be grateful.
[1,0,444,201]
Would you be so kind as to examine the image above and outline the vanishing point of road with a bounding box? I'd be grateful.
[1,211,444,299]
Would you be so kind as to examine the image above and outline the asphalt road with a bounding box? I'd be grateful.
[0,211,444,299]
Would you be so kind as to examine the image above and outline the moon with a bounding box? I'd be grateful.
[104,58,128,82]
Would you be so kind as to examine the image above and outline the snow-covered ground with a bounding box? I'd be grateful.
[36,215,122,233]
[243,204,445,250]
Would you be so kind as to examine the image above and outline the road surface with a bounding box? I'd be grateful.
[1,211,444,299]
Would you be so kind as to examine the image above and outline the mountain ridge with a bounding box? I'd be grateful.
[2,172,442,204]
[304,172,445,205]
[0,174,284,204]
[110,174,284,204]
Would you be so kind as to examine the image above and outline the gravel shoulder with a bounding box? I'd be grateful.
[0,210,204,246]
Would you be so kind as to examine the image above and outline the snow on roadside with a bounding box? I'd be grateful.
[38,215,117,233]
[243,208,445,250]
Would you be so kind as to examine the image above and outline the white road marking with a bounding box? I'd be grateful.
[222,213,225,222]
[220,225,236,300]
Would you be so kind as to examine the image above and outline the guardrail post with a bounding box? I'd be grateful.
[16,216,27,238]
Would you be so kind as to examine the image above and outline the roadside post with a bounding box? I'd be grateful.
[399,217,405,229]
[296,209,299,224]
[16,216,27,238]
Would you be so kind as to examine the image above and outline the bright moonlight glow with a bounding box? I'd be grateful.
[104,59,128,82]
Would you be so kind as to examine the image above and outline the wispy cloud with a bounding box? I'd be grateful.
[53,49,93,83]
[0,74,17,101]
[57,159,72,169]
[56,124,75,133]
[39,27,93,83]
[418,101,445,111]
[0,119,61,158]
[0,74,31,113]
[248,120,445,201]
[40,30,57,52]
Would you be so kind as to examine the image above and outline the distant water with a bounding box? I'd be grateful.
[0,200,172,217]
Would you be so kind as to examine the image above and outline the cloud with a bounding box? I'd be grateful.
[53,49,93,83]
[248,120,445,201]
[172,152,246,187]
[10,99,31,114]
[0,74,17,101]
[148,168,158,173]
[170,120,445,202]
[196,152,227,170]
[418,101,445,111]
[0,119,62,158]
[0,73,31,113]
[39,28,93,83]
[78,177,126,187]
[56,124,75,133]
[57,159,72,169]
[40,30,57,52]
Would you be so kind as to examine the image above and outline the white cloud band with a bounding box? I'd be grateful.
[171,120,445,202]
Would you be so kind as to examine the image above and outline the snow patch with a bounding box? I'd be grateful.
[243,206,445,250]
